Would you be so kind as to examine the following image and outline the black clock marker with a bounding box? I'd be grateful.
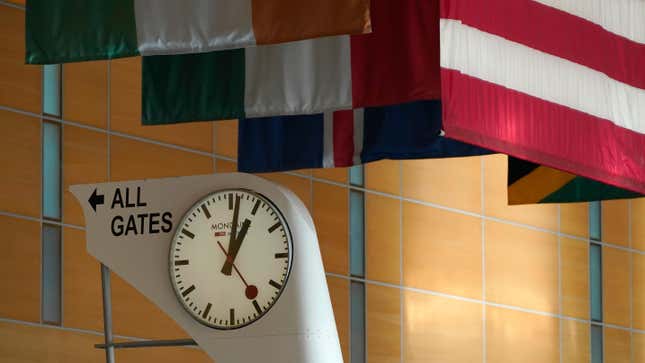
[269,280,282,290]
[230,309,235,325]
[181,229,195,239]
[202,303,212,319]
[252,300,262,315]
[174,259,189,266]
[201,204,211,219]
[268,222,281,233]
[228,193,233,209]
[181,285,196,297]
[275,253,288,259]
[251,199,261,215]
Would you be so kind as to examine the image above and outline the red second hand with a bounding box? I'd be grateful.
[217,241,258,299]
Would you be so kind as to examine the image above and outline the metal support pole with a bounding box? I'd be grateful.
[100,264,115,363]
[95,339,197,350]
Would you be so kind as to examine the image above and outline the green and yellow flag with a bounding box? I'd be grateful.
[508,157,642,204]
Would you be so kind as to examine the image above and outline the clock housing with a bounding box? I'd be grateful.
[169,188,293,330]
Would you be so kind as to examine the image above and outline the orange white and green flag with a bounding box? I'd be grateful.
[26,0,371,64]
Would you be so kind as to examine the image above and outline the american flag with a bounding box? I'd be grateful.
[440,0,645,194]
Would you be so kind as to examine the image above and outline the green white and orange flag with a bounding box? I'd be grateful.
[26,0,371,64]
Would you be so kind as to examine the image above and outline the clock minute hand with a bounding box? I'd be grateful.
[229,194,241,243]
[222,195,241,276]
[221,219,251,275]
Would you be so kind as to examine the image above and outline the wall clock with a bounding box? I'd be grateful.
[169,188,293,330]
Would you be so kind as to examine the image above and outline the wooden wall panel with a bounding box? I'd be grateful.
[560,237,589,319]
[485,221,559,313]
[0,5,40,113]
[633,333,645,363]
[111,273,190,339]
[603,247,631,327]
[313,182,348,275]
[327,277,349,363]
[110,136,213,181]
[367,284,400,363]
[62,228,103,332]
[0,322,104,363]
[486,307,559,363]
[63,126,108,226]
[0,111,40,217]
[116,346,212,363]
[214,119,237,159]
[631,198,645,252]
[63,61,108,128]
[365,160,400,195]
[633,253,645,330]
[602,200,629,247]
[261,173,311,211]
[403,202,481,299]
[366,194,400,284]
[312,168,348,184]
[560,203,588,238]
[404,291,482,363]
[604,328,631,363]
[402,157,481,213]
[483,155,558,231]
[0,216,40,322]
[215,159,237,173]
[561,320,589,363]
[110,58,213,153]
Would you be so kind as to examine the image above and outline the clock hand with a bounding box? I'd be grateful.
[221,218,251,275]
[222,195,241,276]
[217,241,259,300]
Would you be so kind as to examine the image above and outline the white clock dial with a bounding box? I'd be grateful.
[169,189,293,330]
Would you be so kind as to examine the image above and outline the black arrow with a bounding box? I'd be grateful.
[89,188,105,212]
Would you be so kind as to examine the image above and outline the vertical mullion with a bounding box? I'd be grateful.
[43,65,61,117]
[349,165,365,363]
[350,281,366,363]
[41,64,63,326]
[589,201,603,363]
[42,122,61,220]
[590,244,603,322]
[350,165,364,188]
[591,324,603,363]
[41,224,61,324]
[350,190,365,278]
[589,201,601,242]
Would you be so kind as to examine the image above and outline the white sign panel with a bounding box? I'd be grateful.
[70,173,343,363]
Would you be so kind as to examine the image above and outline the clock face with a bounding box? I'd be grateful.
[169,189,293,330]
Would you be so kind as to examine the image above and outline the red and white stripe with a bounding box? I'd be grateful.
[322,109,365,168]
[440,0,645,193]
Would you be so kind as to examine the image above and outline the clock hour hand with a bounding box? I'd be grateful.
[221,218,251,275]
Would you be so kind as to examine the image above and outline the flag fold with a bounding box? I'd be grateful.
[440,0,645,195]
[237,101,491,173]
[26,0,371,64]
[142,0,440,124]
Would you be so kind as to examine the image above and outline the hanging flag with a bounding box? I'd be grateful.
[508,158,642,204]
[26,0,371,64]
[142,0,440,124]
[440,0,645,195]
[237,101,490,173]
